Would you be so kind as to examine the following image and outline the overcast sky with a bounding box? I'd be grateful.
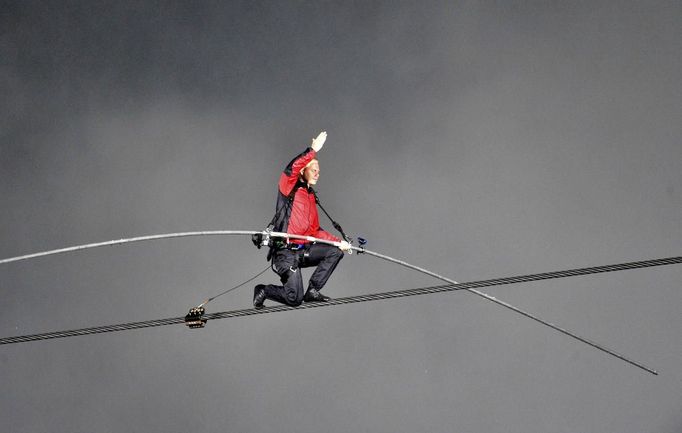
[1,1,681,432]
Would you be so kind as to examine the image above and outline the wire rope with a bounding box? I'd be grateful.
[3,253,680,375]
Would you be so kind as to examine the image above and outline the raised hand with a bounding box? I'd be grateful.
[311,131,327,152]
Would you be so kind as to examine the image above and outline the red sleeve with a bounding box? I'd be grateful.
[313,229,339,243]
[278,148,317,196]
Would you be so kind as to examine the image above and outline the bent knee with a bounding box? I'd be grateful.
[284,290,304,307]
[285,295,303,307]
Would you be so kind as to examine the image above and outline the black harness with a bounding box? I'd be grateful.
[251,182,351,262]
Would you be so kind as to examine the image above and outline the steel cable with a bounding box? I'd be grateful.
[2,230,678,374]
[3,254,680,375]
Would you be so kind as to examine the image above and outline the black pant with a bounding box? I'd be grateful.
[262,243,343,306]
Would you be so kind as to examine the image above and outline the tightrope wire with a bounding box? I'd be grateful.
[3,254,680,376]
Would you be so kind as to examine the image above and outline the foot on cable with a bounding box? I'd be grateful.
[304,288,331,303]
[253,284,267,309]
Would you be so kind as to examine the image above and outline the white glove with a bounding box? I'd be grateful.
[311,131,327,152]
[338,240,352,253]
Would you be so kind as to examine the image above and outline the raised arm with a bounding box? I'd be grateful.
[278,131,326,196]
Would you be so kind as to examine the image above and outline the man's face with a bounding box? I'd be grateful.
[302,160,320,185]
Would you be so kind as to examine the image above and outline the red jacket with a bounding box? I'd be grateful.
[275,148,338,244]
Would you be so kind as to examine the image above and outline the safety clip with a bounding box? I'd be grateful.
[185,306,207,329]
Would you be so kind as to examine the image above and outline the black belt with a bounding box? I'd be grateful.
[285,243,307,251]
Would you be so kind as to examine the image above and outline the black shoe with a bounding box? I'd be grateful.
[304,288,331,303]
[253,284,267,309]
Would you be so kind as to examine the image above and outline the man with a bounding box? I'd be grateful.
[254,131,352,309]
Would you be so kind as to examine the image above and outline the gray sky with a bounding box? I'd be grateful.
[2,1,681,432]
